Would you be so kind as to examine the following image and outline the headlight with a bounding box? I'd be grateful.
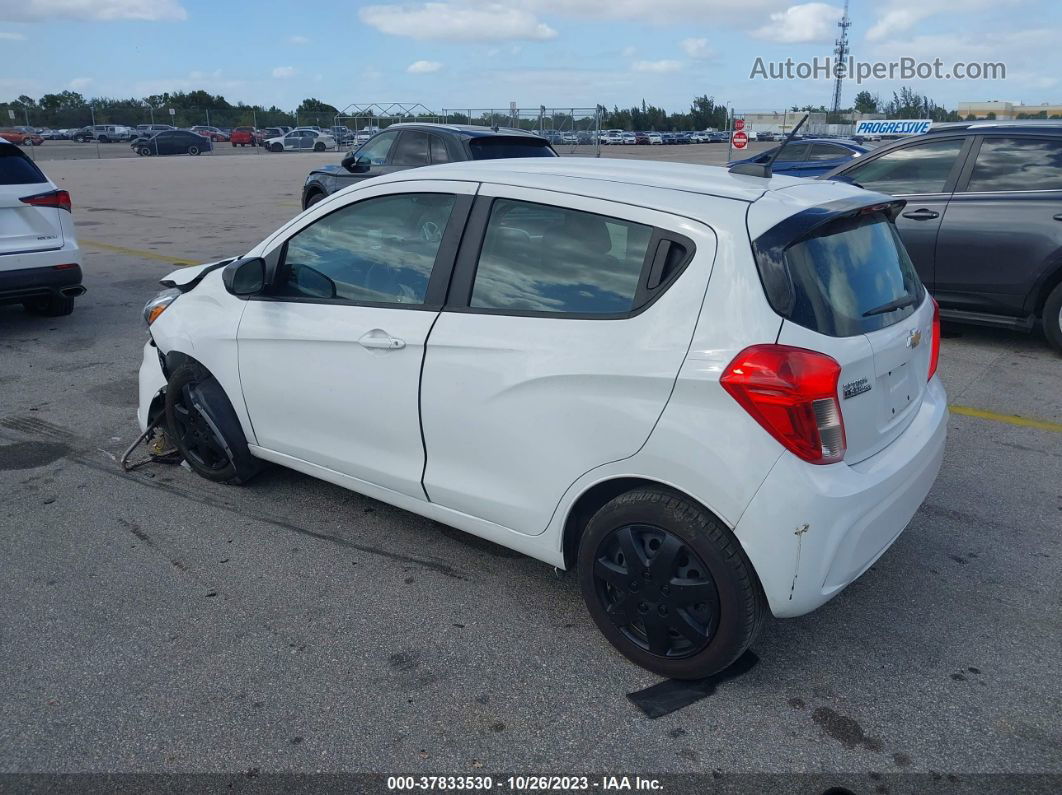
[143,288,181,326]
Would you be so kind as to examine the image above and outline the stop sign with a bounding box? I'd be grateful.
[734,118,745,131]
[732,130,748,149]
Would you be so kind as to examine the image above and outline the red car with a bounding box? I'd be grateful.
[230,127,257,147]
[190,126,229,142]
[0,129,44,146]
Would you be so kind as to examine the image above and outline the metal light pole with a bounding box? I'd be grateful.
[91,105,100,160]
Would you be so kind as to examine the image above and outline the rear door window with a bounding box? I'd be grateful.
[778,213,925,336]
[469,137,557,159]
[964,137,1062,192]
[844,138,965,195]
[0,147,46,185]
[807,143,850,161]
[469,199,652,314]
[429,135,451,164]
[774,143,808,161]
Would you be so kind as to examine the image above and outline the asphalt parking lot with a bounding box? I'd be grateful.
[1,152,1059,785]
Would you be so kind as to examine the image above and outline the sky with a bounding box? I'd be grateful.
[0,0,1059,114]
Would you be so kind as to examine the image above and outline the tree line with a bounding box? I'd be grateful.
[2,87,988,131]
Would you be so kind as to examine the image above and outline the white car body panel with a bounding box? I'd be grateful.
[420,184,719,535]
[136,158,947,620]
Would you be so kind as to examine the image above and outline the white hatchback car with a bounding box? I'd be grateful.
[0,141,84,316]
[136,158,947,678]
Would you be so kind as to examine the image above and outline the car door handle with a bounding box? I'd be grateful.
[902,209,940,220]
[1053,213,1062,221]
[358,330,405,350]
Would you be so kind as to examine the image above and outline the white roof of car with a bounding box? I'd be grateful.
[369,157,867,205]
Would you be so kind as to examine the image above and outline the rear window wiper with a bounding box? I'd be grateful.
[862,293,917,317]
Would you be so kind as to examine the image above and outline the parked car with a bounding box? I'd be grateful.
[825,121,1062,350]
[621,132,637,145]
[72,125,135,143]
[130,129,213,156]
[0,129,44,146]
[329,126,356,146]
[301,123,557,209]
[230,126,258,147]
[190,126,229,142]
[0,141,84,316]
[648,133,663,145]
[137,124,176,137]
[634,132,649,145]
[136,157,946,679]
[256,127,283,145]
[264,129,336,153]
[729,139,868,178]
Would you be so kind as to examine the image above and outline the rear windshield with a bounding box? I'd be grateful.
[778,213,924,336]
[0,147,46,185]
[469,137,557,159]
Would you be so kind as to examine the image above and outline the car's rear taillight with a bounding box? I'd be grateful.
[20,189,71,213]
[928,297,940,382]
[721,344,847,465]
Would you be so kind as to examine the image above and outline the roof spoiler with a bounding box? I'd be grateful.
[729,113,809,179]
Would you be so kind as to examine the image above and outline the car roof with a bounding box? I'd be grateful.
[925,120,1062,135]
[381,122,547,139]
[365,156,868,206]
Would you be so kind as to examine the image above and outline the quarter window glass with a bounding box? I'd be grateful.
[966,137,1062,192]
[846,139,964,195]
[277,193,455,305]
[357,131,398,165]
[392,131,430,166]
[470,199,652,314]
[429,135,451,164]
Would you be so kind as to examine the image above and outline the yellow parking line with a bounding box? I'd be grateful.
[81,239,200,267]
[950,405,1062,433]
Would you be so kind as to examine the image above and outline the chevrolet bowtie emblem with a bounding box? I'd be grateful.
[907,329,922,349]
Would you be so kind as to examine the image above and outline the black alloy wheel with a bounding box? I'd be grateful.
[169,382,230,475]
[592,523,720,658]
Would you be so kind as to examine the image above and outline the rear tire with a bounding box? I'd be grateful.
[1043,281,1062,353]
[23,294,75,317]
[577,487,766,679]
[187,145,200,155]
[231,142,237,147]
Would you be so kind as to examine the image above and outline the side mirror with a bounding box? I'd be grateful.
[342,154,370,173]
[222,257,266,296]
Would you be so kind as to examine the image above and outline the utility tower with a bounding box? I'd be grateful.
[830,0,851,118]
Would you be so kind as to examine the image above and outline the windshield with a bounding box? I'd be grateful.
[779,212,924,336]
[469,137,557,159]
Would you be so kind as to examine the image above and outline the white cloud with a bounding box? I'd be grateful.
[525,0,786,25]
[407,59,443,73]
[0,30,26,39]
[68,77,93,89]
[752,2,842,44]
[866,0,1021,42]
[272,66,296,78]
[360,2,557,42]
[621,45,637,57]
[0,0,187,22]
[632,60,682,74]
[289,34,310,45]
[680,37,712,59]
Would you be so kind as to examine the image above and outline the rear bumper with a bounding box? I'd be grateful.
[735,376,948,618]
[0,258,84,305]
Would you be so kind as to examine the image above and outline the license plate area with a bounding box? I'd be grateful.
[878,361,918,424]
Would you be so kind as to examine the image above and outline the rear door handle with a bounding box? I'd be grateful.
[358,330,405,350]
[1053,213,1062,221]
[902,209,940,220]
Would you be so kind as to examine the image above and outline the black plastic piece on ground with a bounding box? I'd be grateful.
[626,650,759,718]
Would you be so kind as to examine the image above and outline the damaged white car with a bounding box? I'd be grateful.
[133,158,946,678]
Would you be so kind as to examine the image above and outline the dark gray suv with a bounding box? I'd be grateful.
[825,121,1062,351]
[301,123,557,210]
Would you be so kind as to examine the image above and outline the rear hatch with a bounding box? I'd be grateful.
[754,199,935,463]
[0,147,64,257]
